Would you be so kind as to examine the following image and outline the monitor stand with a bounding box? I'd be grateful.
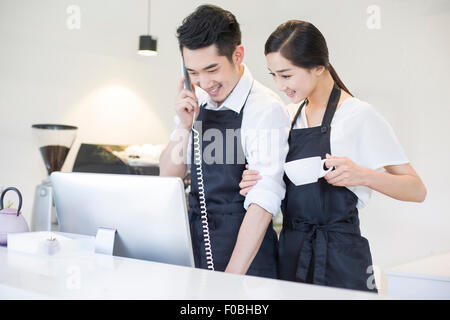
[95,227,117,255]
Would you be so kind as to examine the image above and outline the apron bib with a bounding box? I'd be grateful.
[188,85,278,279]
[279,84,377,292]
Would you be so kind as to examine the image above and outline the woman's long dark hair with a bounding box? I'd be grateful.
[265,20,352,96]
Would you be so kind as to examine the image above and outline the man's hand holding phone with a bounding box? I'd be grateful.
[175,77,200,130]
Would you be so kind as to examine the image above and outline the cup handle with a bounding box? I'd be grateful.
[319,159,334,178]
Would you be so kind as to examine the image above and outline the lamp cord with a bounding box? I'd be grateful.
[147,0,151,34]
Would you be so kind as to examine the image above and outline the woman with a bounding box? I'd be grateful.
[239,20,426,292]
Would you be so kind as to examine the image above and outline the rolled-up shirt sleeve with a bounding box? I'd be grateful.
[242,102,291,216]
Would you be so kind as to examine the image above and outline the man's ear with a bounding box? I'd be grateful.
[233,45,245,65]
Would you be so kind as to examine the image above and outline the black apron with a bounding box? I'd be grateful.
[279,84,377,292]
[188,85,278,279]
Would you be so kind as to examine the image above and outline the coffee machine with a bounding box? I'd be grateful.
[30,124,77,231]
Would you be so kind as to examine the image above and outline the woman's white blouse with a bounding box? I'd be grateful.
[286,97,409,209]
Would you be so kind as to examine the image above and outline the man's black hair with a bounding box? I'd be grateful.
[176,4,241,62]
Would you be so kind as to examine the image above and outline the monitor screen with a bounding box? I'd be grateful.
[51,172,194,268]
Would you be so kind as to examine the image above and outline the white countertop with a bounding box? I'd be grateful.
[0,247,386,300]
[384,252,450,282]
[382,252,450,299]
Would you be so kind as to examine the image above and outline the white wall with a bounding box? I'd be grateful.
[0,0,449,271]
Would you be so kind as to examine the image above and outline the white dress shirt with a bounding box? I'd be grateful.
[170,64,291,216]
[287,97,409,209]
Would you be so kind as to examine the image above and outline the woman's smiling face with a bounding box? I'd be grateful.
[266,51,322,104]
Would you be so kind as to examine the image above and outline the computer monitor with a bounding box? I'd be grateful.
[51,172,194,268]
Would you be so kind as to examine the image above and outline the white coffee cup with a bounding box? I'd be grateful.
[284,156,333,186]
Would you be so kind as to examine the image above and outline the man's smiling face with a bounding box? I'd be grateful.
[183,44,243,107]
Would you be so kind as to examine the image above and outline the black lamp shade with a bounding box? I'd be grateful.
[139,35,157,56]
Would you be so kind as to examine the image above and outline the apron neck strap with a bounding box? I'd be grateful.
[291,83,341,133]
[291,98,308,130]
[290,83,341,132]
[321,83,341,131]
[238,80,254,115]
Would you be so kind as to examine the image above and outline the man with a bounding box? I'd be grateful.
[159,5,290,278]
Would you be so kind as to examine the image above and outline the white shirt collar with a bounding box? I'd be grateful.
[197,64,253,113]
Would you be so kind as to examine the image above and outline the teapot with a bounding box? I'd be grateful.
[0,187,29,246]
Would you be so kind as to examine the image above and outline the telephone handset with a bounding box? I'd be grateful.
[182,59,192,93]
[182,59,214,271]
